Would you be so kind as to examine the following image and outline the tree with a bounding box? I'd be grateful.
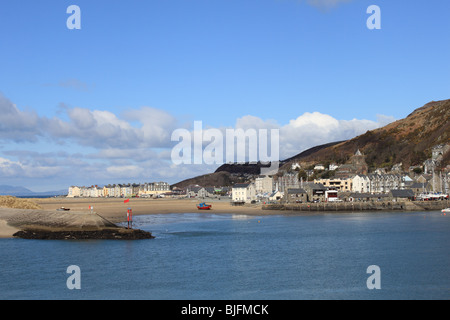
[298,169,307,181]
[413,167,423,174]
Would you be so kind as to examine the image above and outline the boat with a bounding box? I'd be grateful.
[418,193,449,201]
[56,207,70,211]
[197,202,212,210]
[442,208,450,213]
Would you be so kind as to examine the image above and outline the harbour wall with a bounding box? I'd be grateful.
[262,200,449,212]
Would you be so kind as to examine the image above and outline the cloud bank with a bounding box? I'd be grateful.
[0,92,394,188]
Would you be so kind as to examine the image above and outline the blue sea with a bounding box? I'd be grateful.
[0,211,449,300]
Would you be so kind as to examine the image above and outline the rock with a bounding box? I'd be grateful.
[13,228,154,240]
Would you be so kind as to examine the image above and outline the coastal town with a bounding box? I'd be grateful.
[67,144,450,205]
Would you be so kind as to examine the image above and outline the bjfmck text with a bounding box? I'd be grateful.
[181,304,269,317]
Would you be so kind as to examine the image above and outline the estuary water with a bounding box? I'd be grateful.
[0,211,449,300]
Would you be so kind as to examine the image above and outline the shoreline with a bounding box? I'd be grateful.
[34,197,266,222]
[1,197,448,239]
[0,219,20,238]
[0,198,264,238]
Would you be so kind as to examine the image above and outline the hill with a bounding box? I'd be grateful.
[283,99,450,171]
[172,171,237,189]
[172,141,343,188]
[172,99,450,187]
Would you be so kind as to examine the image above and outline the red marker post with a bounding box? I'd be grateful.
[125,199,132,229]
[127,208,133,229]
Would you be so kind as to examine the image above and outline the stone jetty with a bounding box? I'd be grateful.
[0,208,154,240]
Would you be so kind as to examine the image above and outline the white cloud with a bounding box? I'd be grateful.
[235,115,279,131]
[44,106,180,149]
[106,165,143,178]
[0,157,22,177]
[0,156,64,179]
[0,92,180,150]
[123,106,181,148]
[233,111,393,160]
[0,93,42,142]
[0,92,397,187]
[376,114,397,127]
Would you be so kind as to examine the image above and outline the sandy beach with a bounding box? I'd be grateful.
[35,197,265,221]
[0,197,265,238]
[0,219,20,238]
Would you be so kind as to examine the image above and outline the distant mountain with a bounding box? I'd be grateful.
[0,185,67,197]
[0,185,33,196]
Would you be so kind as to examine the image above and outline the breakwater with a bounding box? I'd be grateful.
[0,208,155,240]
[13,228,154,240]
[262,200,449,212]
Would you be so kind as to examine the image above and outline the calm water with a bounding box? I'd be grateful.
[0,211,449,300]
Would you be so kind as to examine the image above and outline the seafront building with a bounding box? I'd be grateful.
[231,183,256,204]
[254,175,274,194]
[231,147,450,204]
[69,147,449,203]
[68,182,170,198]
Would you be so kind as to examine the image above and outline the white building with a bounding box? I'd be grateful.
[121,185,133,198]
[329,164,339,171]
[67,186,81,198]
[352,174,404,194]
[277,173,300,193]
[291,162,301,170]
[254,176,274,194]
[232,183,256,203]
[352,175,370,193]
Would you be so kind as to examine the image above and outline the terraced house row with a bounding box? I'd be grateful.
[67,182,170,198]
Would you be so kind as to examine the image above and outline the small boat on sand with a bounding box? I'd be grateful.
[57,207,70,211]
[197,202,212,210]
[442,208,450,213]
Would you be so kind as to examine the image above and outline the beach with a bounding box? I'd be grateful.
[0,219,20,238]
[0,197,264,238]
[35,197,264,221]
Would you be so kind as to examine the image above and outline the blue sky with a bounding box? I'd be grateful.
[0,0,449,191]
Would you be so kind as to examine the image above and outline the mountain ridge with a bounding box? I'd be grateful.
[0,185,67,197]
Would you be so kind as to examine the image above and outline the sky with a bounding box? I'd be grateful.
[0,0,449,191]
